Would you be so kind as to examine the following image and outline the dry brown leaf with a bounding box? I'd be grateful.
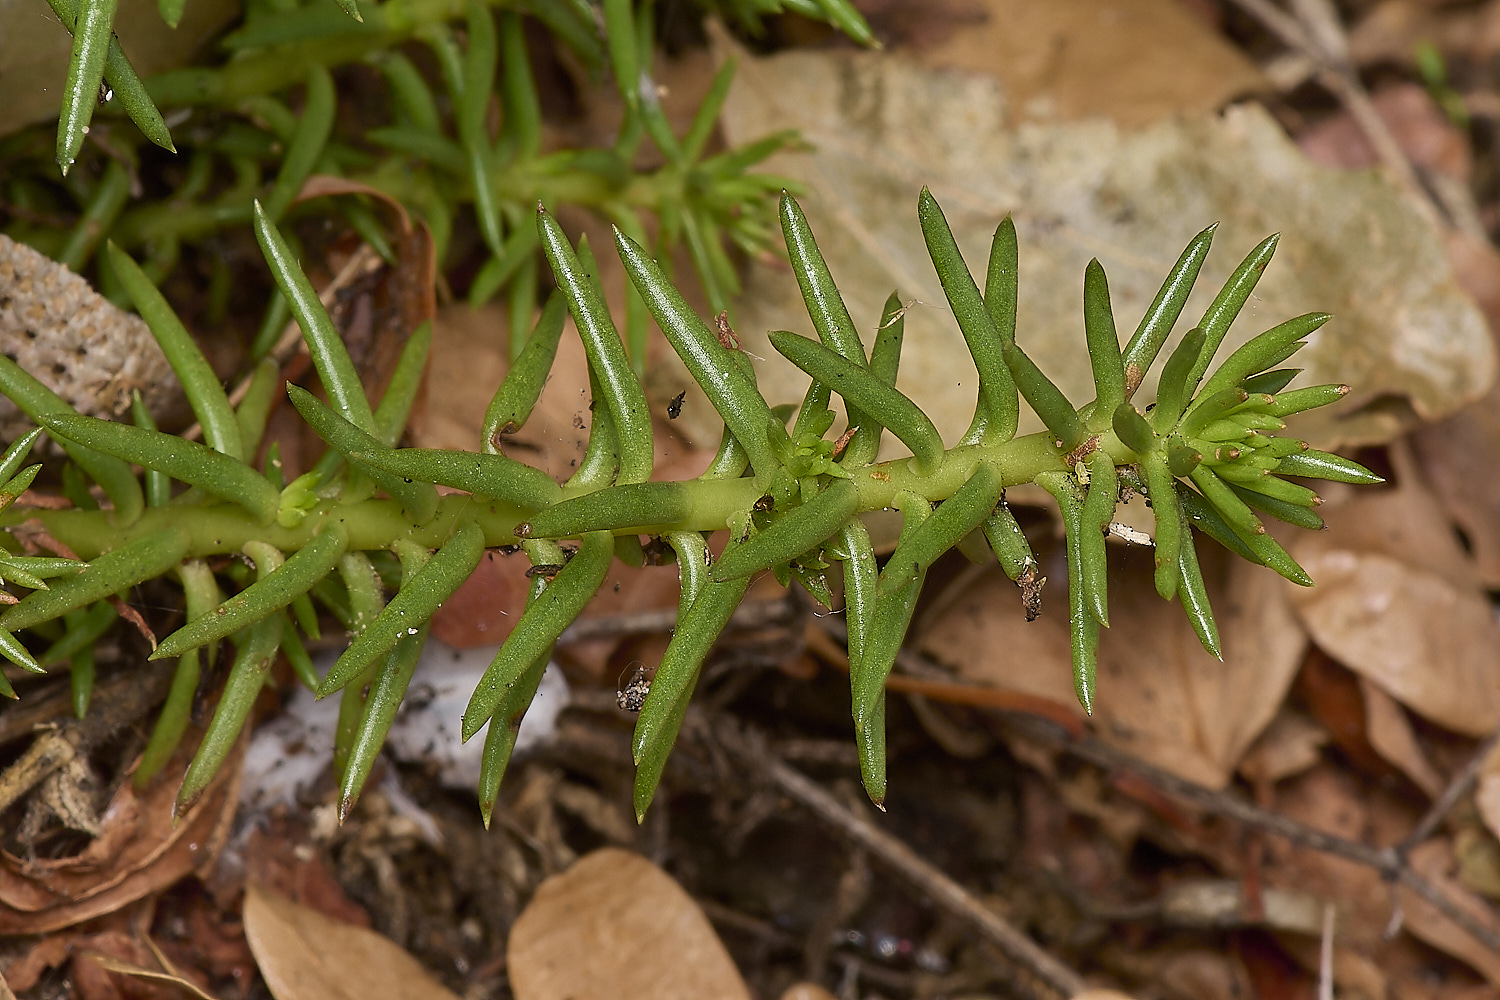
[0,735,243,934]
[1287,467,1500,737]
[1238,709,1329,791]
[907,0,1265,129]
[1400,840,1500,986]
[243,884,460,1000]
[1358,675,1445,797]
[718,33,1491,450]
[1412,231,1500,588]
[507,847,751,1000]
[82,953,221,1000]
[0,234,178,439]
[920,542,1305,789]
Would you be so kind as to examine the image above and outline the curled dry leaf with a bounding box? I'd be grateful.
[243,884,460,1000]
[0,234,178,438]
[507,848,751,1000]
[718,34,1491,450]
[920,543,1305,789]
[0,733,244,934]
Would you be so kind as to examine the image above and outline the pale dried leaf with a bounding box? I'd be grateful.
[508,847,751,1000]
[1358,676,1445,797]
[0,234,179,437]
[243,884,460,1000]
[718,39,1492,450]
[1287,476,1500,737]
[908,0,1266,129]
[920,544,1305,789]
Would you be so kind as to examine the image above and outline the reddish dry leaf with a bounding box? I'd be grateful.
[507,848,751,1000]
[920,542,1305,789]
[243,884,459,1000]
[1287,468,1500,738]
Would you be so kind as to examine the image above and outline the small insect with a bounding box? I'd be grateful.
[667,391,686,420]
[714,311,740,351]
[616,662,654,712]
[753,494,775,512]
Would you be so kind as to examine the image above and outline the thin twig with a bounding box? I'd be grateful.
[555,596,795,645]
[714,717,1088,999]
[1001,713,1500,953]
[1223,0,1447,229]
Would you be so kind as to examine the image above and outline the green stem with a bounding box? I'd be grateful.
[3,430,1107,561]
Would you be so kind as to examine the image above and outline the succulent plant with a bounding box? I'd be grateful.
[0,186,1378,825]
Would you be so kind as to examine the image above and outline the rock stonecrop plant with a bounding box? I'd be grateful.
[0,187,1379,824]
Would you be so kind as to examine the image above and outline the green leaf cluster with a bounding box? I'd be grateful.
[0,186,1377,821]
[7,0,874,364]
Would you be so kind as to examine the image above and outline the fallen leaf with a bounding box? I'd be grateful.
[82,952,221,1000]
[1411,232,1500,589]
[507,847,751,1000]
[0,734,244,934]
[243,883,461,1000]
[909,0,1266,129]
[717,36,1493,449]
[920,541,1306,789]
[1359,675,1445,798]
[1238,709,1329,793]
[1287,463,1500,737]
